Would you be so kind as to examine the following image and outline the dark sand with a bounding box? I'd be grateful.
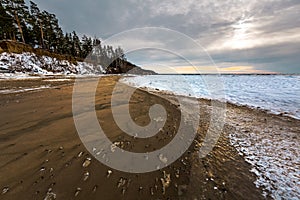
[1,76,294,199]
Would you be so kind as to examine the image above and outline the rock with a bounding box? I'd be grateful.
[40,167,46,172]
[2,187,9,194]
[59,146,63,150]
[82,158,91,168]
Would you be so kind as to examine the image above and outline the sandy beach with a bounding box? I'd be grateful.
[0,76,298,199]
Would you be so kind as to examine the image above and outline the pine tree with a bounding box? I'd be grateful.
[0,2,15,40]
[72,31,81,57]
[82,35,93,58]
[2,0,30,43]
[28,1,43,47]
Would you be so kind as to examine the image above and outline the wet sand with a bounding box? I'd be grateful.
[1,76,296,199]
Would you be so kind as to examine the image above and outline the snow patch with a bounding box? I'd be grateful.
[0,85,51,94]
[229,129,299,199]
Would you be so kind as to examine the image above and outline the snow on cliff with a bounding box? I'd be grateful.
[0,52,104,75]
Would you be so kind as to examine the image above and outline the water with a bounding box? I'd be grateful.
[123,75,300,119]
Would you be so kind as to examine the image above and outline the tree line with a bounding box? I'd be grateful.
[0,0,126,66]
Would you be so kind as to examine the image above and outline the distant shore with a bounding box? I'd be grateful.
[0,76,298,199]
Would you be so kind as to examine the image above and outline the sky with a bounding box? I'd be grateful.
[26,0,300,74]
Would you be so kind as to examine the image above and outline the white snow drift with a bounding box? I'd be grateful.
[0,52,104,75]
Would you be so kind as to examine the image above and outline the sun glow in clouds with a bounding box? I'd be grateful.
[222,16,258,50]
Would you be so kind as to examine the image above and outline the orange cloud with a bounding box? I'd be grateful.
[143,65,276,74]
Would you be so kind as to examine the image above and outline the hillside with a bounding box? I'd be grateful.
[0,0,156,76]
[0,41,156,75]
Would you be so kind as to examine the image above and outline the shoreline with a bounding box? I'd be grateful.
[0,76,298,199]
[145,88,299,199]
[148,87,300,122]
[121,75,300,120]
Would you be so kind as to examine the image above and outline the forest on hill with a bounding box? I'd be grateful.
[0,0,128,68]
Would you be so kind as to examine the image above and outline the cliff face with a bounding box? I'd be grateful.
[0,40,157,75]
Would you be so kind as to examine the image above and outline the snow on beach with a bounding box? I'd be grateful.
[123,75,300,199]
[0,85,52,94]
[0,52,107,94]
[0,52,104,76]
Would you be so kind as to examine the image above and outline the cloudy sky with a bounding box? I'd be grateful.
[27,0,300,74]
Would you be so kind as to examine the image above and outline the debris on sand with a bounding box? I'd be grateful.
[160,171,171,195]
[2,187,9,194]
[82,158,91,168]
[111,142,122,152]
[121,187,126,195]
[107,170,112,178]
[83,172,90,181]
[77,152,84,158]
[177,185,187,196]
[175,169,180,178]
[74,188,82,197]
[111,143,117,152]
[159,154,168,164]
[117,177,126,188]
[139,186,143,192]
[45,149,52,154]
[150,187,154,195]
[92,185,98,193]
[44,188,56,200]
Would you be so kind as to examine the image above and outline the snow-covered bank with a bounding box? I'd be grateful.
[0,52,104,76]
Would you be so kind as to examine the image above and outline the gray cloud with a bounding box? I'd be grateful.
[27,0,300,73]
